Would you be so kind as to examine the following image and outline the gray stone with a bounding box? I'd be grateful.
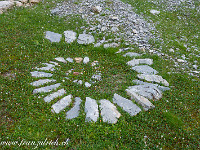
[66,97,82,119]
[64,30,77,43]
[150,9,160,15]
[137,74,169,86]
[99,99,121,124]
[77,34,95,44]
[66,57,73,63]
[44,89,66,103]
[123,52,141,57]
[45,31,62,43]
[51,95,72,113]
[83,57,90,64]
[113,93,141,116]
[111,27,119,32]
[126,90,155,111]
[104,43,119,48]
[91,74,102,81]
[85,82,91,87]
[85,97,99,122]
[127,59,153,67]
[30,71,53,78]
[35,63,55,71]
[30,79,56,87]
[91,6,102,13]
[132,65,158,74]
[55,57,67,63]
[0,1,14,12]
[33,83,61,94]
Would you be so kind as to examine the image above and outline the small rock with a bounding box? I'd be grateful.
[64,30,77,43]
[83,57,90,64]
[91,6,102,13]
[45,31,62,43]
[66,57,73,63]
[150,9,160,15]
[91,74,102,81]
[73,72,80,75]
[123,52,141,57]
[177,59,186,63]
[91,61,99,66]
[74,57,83,63]
[85,82,91,87]
[55,57,67,63]
[78,80,83,85]
[110,16,119,21]
[104,43,119,48]
[169,48,174,52]
[77,34,95,45]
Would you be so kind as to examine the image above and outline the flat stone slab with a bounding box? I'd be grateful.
[132,65,158,75]
[132,79,170,92]
[44,89,66,103]
[127,59,153,67]
[55,57,67,63]
[104,43,119,48]
[99,99,121,124]
[45,31,62,43]
[51,95,72,113]
[64,30,77,43]
[33,83,61,94]
[126,90,155,111]
[77,34,95,44]
[123,52,141,57]
[137,74,169,86]
[30,79,56,87]
[35,63,55,71]
[0,1,14,10]
[30,71,53,78]
[113,93,141,116]
[127,84,162,100]
[85,97,99,122]
[66,97,82,119]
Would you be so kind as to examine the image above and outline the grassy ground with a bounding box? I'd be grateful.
[0,0,199,149]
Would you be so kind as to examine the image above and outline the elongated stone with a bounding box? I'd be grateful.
[137,74,169,86]
[66,97,82,119]
[51,95,72,113]
[33,83,61,94]
[126,90,155,111]
[55,57,67,63]
[132,65,158,74]
[30,71,53,78]
[30,79,56,87]
[113,93,141,116]
[35,63,55,71]
[85,97,99,122]
[123,52,141,57]
[127,59,153,67]
[44,89,66,103]
[99,99,121,124]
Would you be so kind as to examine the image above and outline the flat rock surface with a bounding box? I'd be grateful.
[127,59,153,67]
[33,83,61,94]
[123,52,141,57]
[66,97,82,119]
[85,97,99,122]
[44,89,66,103]
[137,74,169,86]
[77,34,95,44]
[64,30,77,43]
[35,63,55,71]
[99,99,121,124]
[30,79,56,87]
[51,95,72,113]
[30,71,53,78]
[113,93,141,116]
[45,31,62,43]
[132,65,158,74]
[55,57,67,63]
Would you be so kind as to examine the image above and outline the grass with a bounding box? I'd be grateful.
[0,0,199,149]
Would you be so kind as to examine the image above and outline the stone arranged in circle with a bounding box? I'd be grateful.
[31,71,53,77]
[127,59,153,67]
[85,97,99,122]
[30,79,56,87]
[123,52,142,57]
[33,83,61,94]
[35,63,55,71]
[66,97,82,119]
[132,65,158,74]
[55,57,67,63]
[64,30,77,43]
[45,31,62,43]
[44,89,66,103]
[77,34,95,45]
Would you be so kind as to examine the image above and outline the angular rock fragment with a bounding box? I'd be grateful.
[45,31,62,43]
[132,65,158,74]
[66,97,82,119]
[113,93,141,116]
[83,57,90,64]
[99,99,121,124]
[33,83,61,94]
[66,57,73,63]
[104,43,119,48]
[85,82,91,87]
[55,57,67,63]
[64,30,77,43]
[126,90,155,111]
[85,97,99,122]
[44,89,66,103]
[123,52,141,57]
[137,74,169,86]
[30,79,56,87]
[51,95,72,113]
[74,57,83,63]
[77,34,95,44]
[127,59,153,67]
[30,71,53,78]
[35,63,55,71]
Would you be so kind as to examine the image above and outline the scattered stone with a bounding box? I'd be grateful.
[64,30,77,43]
[66,97,82,119]
[123,52,141,57]
[127,59,153,67]
[35,63,55,71]
[55,57,67,63]
[75,57,83,63]
[126,90,155,111]
[85,82,91,87]
[150,9,160,15]
[99,99,121,124]
[66,57,73,63]
[110,16,119,21]
[85,97,99,122]
[83,57,90,64]
[91,6,102,13]
[45,31,62,43]
[30,79,56,87]
[132,65,158,74]
[91,61,99,66]
[91,74,102,81]
[113,93,141,116]
[77,34,95,44]
[30,71,53,78]
[51,95,72,113]
[33,83,61,94]
[78,80,83,85]
[44,89,66,103]
[137,74,169,86]
[104,43,119,48]
[193,65,198,69]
